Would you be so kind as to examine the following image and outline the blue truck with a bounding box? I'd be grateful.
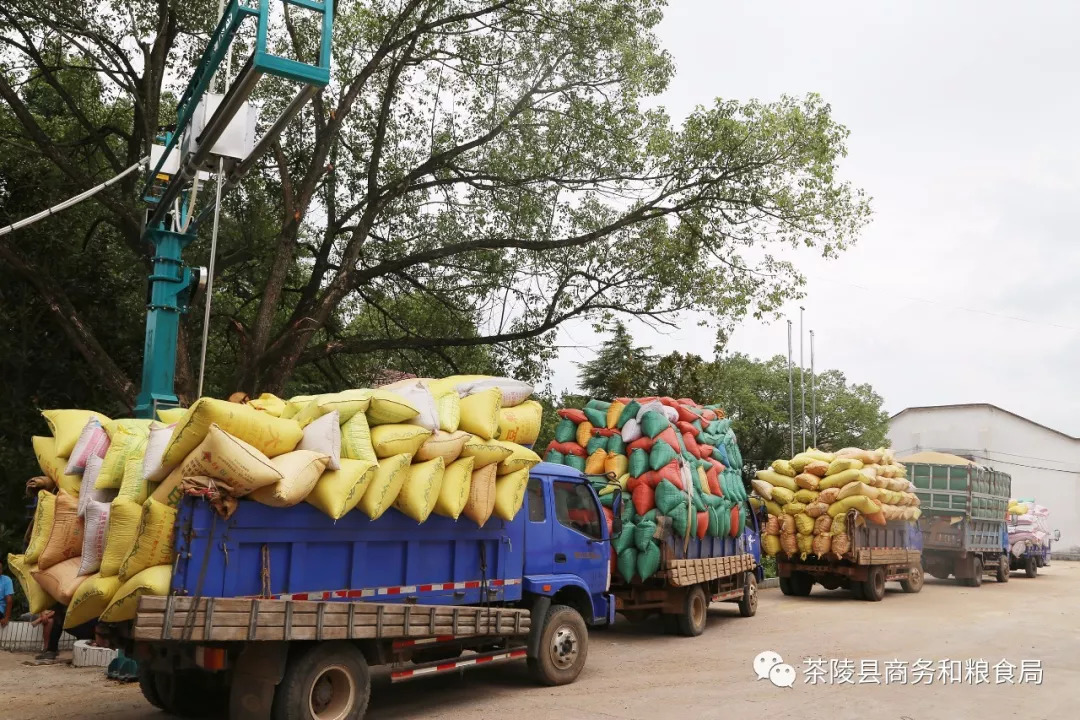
[126,462,619,719]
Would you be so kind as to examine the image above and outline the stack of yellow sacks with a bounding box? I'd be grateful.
[9,375,543,627]
[749,447,921,560]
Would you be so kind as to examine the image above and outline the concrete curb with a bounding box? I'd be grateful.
[760,577,779,589]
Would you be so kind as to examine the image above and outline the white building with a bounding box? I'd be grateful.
[888,403,1080,552]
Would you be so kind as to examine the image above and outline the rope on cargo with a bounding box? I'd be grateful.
[0,157,148,238]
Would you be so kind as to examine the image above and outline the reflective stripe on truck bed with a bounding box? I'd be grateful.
[260,577,522,601]
[391,648,529,682]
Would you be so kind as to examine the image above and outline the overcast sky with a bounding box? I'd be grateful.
[547,0,1080,436]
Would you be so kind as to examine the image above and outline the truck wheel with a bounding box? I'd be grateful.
[996,555,1010,583]
[676,586,709,636]
[528,604,588,686]
[788,571,813,597]
[1025,556,1038,578]
[738,574,758,617]
[849,580,865,600]
[965,558,983,587]
[137,665,165,711]
[148,668,224,718]
[1036,554,1045,567]
[862,567,886,602]
[900,564,924,593]
[272,642,370,720]
[779,576,795,596]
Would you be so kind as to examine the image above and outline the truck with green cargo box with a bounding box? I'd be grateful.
[911,461,1012,586]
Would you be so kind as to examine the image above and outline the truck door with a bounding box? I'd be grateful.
[524,476,554,576]
[551,480,610,615]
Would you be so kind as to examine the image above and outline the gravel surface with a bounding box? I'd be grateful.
[4,561,1077,720]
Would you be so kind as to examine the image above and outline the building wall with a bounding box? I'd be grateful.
[888,406,1080,551]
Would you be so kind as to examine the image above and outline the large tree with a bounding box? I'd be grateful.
[1,0,870,411]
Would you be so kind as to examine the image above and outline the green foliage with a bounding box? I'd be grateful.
[577,322,655,399]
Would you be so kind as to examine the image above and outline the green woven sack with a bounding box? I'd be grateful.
[640,411,669,439]
[583,407,607,428]
[649,442,677,471]
[637,542,661,580]
[628,448,649,477]
[616,400,640,429]
[654,479,684,515]
[634,520,657,552]
[544,449,565,464]
[607,435,626,455]
[668,504,690,538]
[554,419,576,443]
[599,492,615,508]
[586,399,612,412]
[620,492,633,523]
[564,454,586,472]
[634,509,657,524]
[614,521,636,553]
[586,435,607,455]
[707,507,722,537]
[617,547,637,582]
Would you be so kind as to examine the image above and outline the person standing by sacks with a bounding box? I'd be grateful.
[0,557,15,629]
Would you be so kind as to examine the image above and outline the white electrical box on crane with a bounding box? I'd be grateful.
[181,92,259,173]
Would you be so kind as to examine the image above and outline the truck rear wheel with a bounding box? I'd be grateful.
[272,642,370,720]
[676,586,708,636]
[145,668,224,718]
[738,574,758,617]
[900,564,924,593]
[996,555,1010,583]
[963,558,983,587]
[862,567,886,601]
[137,664,165,711]
[528,604,588,686]
[782,571,813,597]
[1025,556,1038,578]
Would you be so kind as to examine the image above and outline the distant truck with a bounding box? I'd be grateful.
[610,506,762,635]
[1007,499,1060,577]
[122,462,616,720]
[777,510,924,601]
[911,461,1011,586]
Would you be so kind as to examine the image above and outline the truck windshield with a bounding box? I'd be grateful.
[553,481,602,540]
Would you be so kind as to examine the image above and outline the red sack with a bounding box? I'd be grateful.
[677,398,697,406]
[676,405,699,424]
[641,470,661,488]
[701,409,717,422]
[676,421,700,437]
[615,397,632,405]
[603,506,615,534]
[696,511,709,539]
[553,441,587,457]
[627,475,642,492]
[706,466,722,496]
[697,443,715,460]
[627,436,655,453]
[729,505,740,538]
[657,461,681,488]
[656,427,679,449]
[632,483,655,516]
[558,408,587,424]
[594,427,618,437]
[706,456,725,474]
[682,432,702,458]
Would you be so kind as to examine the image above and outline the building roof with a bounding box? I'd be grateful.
[896,450,977,466]
[890,403,1078,442]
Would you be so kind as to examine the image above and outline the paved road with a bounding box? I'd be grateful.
[4,562,1078,720]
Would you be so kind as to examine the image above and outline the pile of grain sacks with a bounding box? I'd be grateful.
[8,376,541,627]
[751,447,921,560]
[1007,501,1051,555]
[543,397,751,582]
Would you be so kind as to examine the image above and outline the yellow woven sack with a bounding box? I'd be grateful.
[25,490,55,564]
[97,421,153,489]
[796,534,813,555]
[248,393,287,417]
[795,473,820,491]
[250,450,329,508]
[32,557,88,605]
[358,453,412,520]
[66,573,122,628]
[151,424,283,507]
[101,564,172,622]
[161,397,303,465]
[771,459,796,477]
[793,488,819,504]
[100,497,142,577]
[818,468,863,490]
[340,410,376,462]
[415,430,469,464]
[395,457,445,523]
[838,481,880,501]
[42,409,110,457]
[831,512,848,535]
[827,495,881,517]
[762,535,781,556]
[494,468,529,521]
[371,424,432,458]
[119,452,151,504]
[812,534,831,556]
[37,491,83,570]
[464,464,498,526]
[496,400,542,446]
[460,435,514,466]
[157,407,187,424]
[795,514,815,536]
[495,441,541,476]
[755,470,797,492]
[782,502,807,515]
[366,389,419,425]
[294,389,372,426]
[306,459,377,519]
[764,500,783,517]
[436,391,461,433]
[575,421,594,448]
[825,458,863,476]
[770,487,795,505]
[605,452,629,478]
[282,395,316,420]
[458,388,501,440]
[7,553,55,614]
[32,435,82,494]
[605,401,625,430]
[434,457,475,520]
[584,449,607,475]
[118,498,177,582]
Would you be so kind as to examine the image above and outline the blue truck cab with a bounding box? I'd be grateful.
[131,462,618,719]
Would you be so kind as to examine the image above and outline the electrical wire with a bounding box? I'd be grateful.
[894,446,1080,474]
[0,157,147,237]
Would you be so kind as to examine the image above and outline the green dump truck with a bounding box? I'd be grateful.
[909,460,1011,586]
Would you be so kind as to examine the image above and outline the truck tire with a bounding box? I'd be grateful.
[1025,556,1038,578]
[528,604,588,686]
[964,557,983,587]
[996,555,1010,583]
[900,564,924,593]
[788,571,813,597]
[738,574,758,618]
[137,665,165,711]
[676,586,709,636]
[148,668,224,718]
[849,580,865,600]
[1036,554,1045,567]
[271,642,370,720]
[862,567,886,602]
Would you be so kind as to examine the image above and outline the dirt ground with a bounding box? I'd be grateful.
[4,562,1078,720]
